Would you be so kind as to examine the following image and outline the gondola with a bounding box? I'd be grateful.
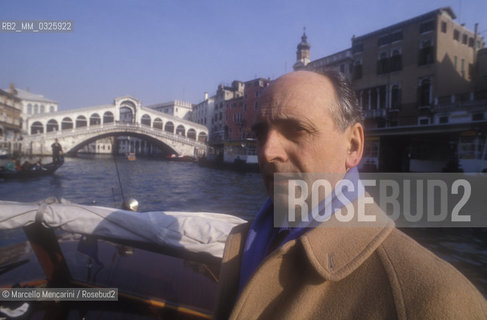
[0,159,64,180]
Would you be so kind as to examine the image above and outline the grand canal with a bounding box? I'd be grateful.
[0,156,267,219]
[0,156,486,296]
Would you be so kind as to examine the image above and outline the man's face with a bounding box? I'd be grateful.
[252,71,352,199]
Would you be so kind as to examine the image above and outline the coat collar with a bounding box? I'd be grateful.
[296,198,395,281]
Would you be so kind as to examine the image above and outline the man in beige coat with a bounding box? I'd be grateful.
[215,70,487,319]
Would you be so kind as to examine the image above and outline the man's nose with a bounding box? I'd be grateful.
[260,129,288,163]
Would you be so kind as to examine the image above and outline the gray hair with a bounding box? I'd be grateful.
[315,69,363,131]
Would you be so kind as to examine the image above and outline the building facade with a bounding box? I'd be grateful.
[0,88,22,154]
[146,100,193,121]
[192,92,214,128]
[6,84,58,133]
[224,78,270,141]
[298,7,486,172]
[350,7,483,129]
[304,48,354,80]
[210,81,245,142]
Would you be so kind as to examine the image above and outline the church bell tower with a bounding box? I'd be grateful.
[293,28,311,70]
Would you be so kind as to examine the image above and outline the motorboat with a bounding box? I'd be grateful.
[0,199,245,319]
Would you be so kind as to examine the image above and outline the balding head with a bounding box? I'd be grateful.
[261,70,362,132]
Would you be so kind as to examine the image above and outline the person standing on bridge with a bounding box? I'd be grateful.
[51,138,63,164]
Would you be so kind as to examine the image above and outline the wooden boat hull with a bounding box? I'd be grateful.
[0,161,63,179]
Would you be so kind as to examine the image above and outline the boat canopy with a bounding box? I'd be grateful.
[0,198,246,258]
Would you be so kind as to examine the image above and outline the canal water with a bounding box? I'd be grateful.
[0,156,486,296]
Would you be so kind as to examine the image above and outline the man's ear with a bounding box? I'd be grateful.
[345,123,364,169]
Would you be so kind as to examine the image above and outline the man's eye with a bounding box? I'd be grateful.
[285,126,307,136]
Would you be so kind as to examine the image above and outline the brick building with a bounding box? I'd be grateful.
[224,78,270,141]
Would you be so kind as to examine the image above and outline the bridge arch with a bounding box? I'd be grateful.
[176,124,185,136]
[46,119,59,132]
[198,132,207,142]
[62,117,73,130]
[120,100,136,123]
[76,115,87,128]
[153,118,163,130]
[66,131,178,157]
[103,111,114,124]
[90,113,101,126]
[165,121,174,133]
[187,128,196,140]
[141,114,151,127]
[31,121,43,134]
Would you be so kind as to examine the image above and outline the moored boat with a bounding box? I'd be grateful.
[166,154,196,162]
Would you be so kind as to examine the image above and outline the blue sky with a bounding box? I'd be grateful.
[1,0,486,110]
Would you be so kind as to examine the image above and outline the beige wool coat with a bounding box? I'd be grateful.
[214,201,487,320]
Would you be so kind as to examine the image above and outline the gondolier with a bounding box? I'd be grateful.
[51,138,63,164]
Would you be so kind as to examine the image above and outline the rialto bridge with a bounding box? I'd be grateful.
[21,96,208,157]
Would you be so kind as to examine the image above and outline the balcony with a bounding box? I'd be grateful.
[432,91,487,113]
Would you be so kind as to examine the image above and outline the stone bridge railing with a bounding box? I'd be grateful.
[26,122,208,149]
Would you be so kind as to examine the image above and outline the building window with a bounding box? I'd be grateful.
[469,37,474,47]
[453,29,460,41]
[418,117,430,125]
[418,39,434,65]
[439,116,449,124]
[441,21,447,33]
[352,43,363,54]
[50,105,55,112]
[418,78,431,107]
[40,105,45,113]
[462,34,468,45]
[340,64,345,73]
[34,104,38,114]
[377,52,389,74]
[419,20,435,33]
[370,89,377,109]
[390,85,401,109]
[390,49,402,71]
[353,59,362,79]
[27,104,32,114]
[472,113,484,121]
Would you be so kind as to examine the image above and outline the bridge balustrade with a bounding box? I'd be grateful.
[28,121,207,148]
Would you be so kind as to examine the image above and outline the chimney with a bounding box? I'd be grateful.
[204,92,208,100]
[9,83,15,95]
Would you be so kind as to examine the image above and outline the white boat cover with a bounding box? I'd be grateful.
[0,198,246,258]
